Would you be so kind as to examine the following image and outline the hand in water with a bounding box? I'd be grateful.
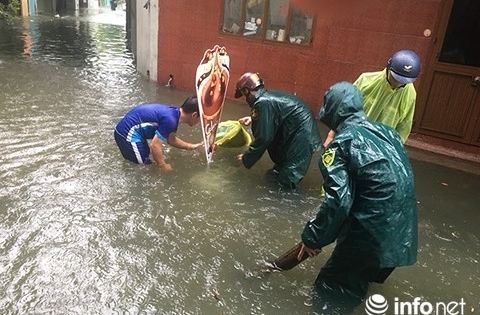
[190,142,204,159]
[160,163,173,171]
[236,153,243,164]
[297,243,321,260]
[191,142,204,150]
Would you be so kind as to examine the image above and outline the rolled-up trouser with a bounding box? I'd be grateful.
[114,130,151,164]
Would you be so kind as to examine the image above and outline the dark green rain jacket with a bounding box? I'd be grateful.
[302,82,418,269]
[242,88,322,188]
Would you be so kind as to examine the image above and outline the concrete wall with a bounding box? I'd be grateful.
[156,0,442,112]
[135,0,158,82]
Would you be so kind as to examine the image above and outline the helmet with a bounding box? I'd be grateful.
[234,72,264,98]
[387,50,421,84]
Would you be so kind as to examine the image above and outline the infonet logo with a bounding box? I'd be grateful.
[365,294,466,315]
[365,294,389,315]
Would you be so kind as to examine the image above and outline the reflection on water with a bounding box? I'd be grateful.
[1,9,479,315]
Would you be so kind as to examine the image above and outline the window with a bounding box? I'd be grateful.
[221,0,314,46]
[438,0,480,67]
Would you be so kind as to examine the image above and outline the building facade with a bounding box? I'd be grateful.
[140,0,480,156]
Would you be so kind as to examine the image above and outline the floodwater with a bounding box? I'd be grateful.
[1,9,479,315]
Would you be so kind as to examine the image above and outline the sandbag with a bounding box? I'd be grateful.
[214,120,252,147]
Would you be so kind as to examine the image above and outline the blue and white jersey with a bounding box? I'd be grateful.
[115,104,180,142]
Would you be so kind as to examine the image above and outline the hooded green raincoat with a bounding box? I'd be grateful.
[302,82,417,297]
[241,88,322,188]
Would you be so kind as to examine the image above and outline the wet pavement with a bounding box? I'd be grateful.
[407,144,480,176]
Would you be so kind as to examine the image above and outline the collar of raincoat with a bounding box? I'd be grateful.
[246,86,265,108]
[319,81,367,132]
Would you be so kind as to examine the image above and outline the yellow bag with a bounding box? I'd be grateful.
[214,120,252,147]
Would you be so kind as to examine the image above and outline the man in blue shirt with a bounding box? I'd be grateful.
[114,96,203,170]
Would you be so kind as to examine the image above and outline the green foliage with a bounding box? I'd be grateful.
[0,0,20,20]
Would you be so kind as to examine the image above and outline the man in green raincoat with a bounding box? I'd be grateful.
[298,82,418,301]
[234,72,322,189]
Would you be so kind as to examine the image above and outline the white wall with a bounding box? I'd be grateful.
[135,0,158,82]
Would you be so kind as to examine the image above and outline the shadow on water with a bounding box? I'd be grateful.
[0,10,479,315]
